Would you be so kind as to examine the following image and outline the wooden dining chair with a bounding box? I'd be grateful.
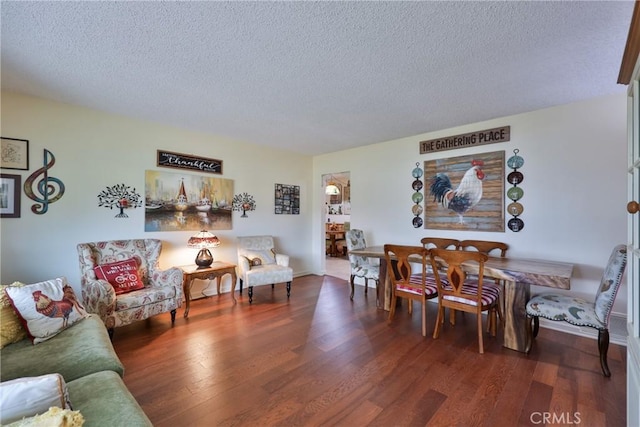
[458,239,508,328]
[429,248,502,353]
[420,237,460,250]
[384,244,438,337]
[416,237,460,314]
[458,240,508,257]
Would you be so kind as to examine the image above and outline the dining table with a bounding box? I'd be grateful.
[348,245,574,353]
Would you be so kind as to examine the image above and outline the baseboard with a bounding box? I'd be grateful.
[539,313,627,347]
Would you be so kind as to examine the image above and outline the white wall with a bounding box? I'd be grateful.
[313,93,629,315]
[0,92,314,298]
[1,92,629,315]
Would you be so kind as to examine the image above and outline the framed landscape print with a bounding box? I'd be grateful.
[424,150,505,232]
[144,170,233,231]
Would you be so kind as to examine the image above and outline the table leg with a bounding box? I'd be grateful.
[378,260,390,311]
[183,278,193,318]
[502,280,530,352]
[216,276,222,295]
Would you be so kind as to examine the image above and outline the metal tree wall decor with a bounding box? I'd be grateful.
[98,183,142,218]
[232,193,256,217]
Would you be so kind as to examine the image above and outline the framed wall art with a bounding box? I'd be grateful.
[144,170,233,231]
[1,137,29,170]
[424,150,505,232]
[0,173,21,218]
[274,183,300,214]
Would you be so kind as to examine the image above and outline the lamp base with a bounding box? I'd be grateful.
[195,248,213,268]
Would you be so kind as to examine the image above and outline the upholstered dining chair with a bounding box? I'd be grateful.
[236,235,293,304]
[77,239,183,338]
[429,248,502,353]
[385,244,438,337]
[345,229,379,301]
[525,244,627,377]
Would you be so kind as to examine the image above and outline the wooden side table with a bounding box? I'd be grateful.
[179,262,237,318]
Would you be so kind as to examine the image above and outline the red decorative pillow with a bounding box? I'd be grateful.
[93,258,144,295]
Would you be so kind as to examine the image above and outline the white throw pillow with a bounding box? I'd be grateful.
[5,277,88,344]
[0,374,72,425]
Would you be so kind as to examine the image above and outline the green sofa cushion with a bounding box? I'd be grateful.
[67,370,152,427]
[0,314,124,382]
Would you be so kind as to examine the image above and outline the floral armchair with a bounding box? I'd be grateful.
[77,239,183,337]
[236,235,293,304]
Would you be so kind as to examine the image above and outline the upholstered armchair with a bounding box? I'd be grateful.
[236,235,293,304]
[77,239,183,337]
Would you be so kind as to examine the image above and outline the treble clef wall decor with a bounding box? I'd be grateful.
[23,148,65,214]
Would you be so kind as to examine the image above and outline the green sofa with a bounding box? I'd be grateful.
[0,314,152,426]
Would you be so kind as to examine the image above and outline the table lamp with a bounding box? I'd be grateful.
[187,230,220,268]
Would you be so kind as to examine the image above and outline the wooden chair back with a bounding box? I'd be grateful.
[384,244,435,336]
[429,248,488,307]
[429,248,500,353]
[459,240,508,257]
[420,237,460,250]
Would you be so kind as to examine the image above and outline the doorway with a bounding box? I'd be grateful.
[323,172,350,280]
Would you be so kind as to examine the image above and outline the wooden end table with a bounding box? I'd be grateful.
[179,262,237,318]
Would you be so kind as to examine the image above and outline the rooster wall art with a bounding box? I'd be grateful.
[424,151,505,232]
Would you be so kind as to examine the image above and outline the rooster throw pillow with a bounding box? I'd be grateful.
[5,277,88,344]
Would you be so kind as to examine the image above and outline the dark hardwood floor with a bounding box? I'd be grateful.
[112,275,626,427]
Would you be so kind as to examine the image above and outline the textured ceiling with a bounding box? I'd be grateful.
[0,1,634,155]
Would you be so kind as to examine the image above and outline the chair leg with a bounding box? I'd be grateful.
[477,311,484,354]
[433,303,444,339]
[170,309,176,325]
[248,286,254,304]
[598,329,611,377]
[350,275,355,300]
[525,315,534,353]
[421,300,427,337]
[408,300,413,315]
[532,316,539,338]
[286,281,291,298]
[364,278,368,294]
[375,280,380,307]
[239,279,243,295]
[272,283,275,289]
[387,293,398,324]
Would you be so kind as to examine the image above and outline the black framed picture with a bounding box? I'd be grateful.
[274,184,300,214]
[0,174,21,218]
[1,137,29,170]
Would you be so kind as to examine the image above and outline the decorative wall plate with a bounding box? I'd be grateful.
[507,202,523,216]
[507,186,524,201]
[508,217,524,232]
[507,171,523,185]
